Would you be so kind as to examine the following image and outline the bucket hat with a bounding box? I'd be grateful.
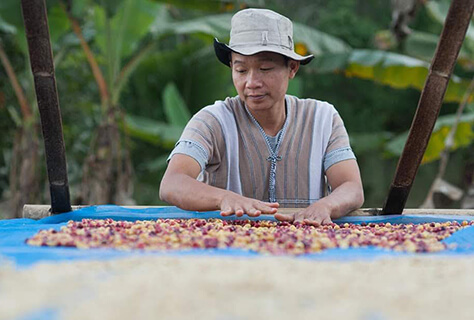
[214,8,314,67]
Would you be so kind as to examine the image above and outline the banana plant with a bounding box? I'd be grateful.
[308,48,473,104]
[125,82,190,147]
[125,81,191,171]
[304,1,474,164]
[60,0,170,205]
[385,0,474,164]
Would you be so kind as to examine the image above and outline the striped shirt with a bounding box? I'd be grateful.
[168,95,355,208]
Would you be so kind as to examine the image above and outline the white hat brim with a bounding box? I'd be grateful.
[214,38,314,67]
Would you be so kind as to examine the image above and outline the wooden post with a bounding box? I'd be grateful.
[21,0,72,213]
[383,0,474,214]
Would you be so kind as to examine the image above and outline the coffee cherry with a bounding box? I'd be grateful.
[25,218,471,255]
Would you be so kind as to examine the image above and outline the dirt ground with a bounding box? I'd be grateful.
[1,254,474,320]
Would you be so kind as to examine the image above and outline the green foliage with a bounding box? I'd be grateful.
[2,0,474,208]
[350,132,393,155]
[424,1,474,70]
[293,22,351,55]
[151,0,263,12]
[153,13,231,40]
[151,12,351,59]
[92,0,163,60]
[162,82,191,128]
[309,49,473,103]
[404,31,439,62]
[287,77,302,97]
[124,79,191,149]
[6,106,21,127]
[386,112,474,164]
[0,16,16,34]
[403,30,474,70]
[311,0,383,48]
[47,6,70,44]
[124,114,183,148]
[88,0,165,99]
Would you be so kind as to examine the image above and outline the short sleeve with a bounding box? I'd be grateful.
[323,113,356,171]
[167,141,209,170]
[167,107,224,171]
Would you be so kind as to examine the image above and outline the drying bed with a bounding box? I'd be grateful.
[1,205,474,267]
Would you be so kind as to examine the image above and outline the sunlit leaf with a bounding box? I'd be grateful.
[163,82,191,127]
[309,49,473,103]
[386,112,474,164]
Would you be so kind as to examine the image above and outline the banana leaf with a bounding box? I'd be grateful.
[405,30,474,69]
[152,13,351,57]
[151,0,263,12]
[425,0,474,68]
[124,114,183,148]
[386,111,474,164]
[163,82,191,128]
[309,49,473,103]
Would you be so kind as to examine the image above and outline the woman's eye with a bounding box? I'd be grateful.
[236,69,247,74]
[261,68,273,71]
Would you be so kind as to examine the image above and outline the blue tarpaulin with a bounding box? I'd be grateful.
[1,205,474,268]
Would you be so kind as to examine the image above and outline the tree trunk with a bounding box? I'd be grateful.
[79,107,134,205]
[8,125,41,218]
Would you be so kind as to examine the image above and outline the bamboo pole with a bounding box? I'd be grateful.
[383,0,474,214]
[20,0,71,213]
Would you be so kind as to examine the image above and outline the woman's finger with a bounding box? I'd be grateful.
[274,212,294,222]
[321,216,333,225]
[246,207,261,217]
[256,202,278,214]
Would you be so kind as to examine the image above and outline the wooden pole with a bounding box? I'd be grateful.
[383,0,474,214]
[21,0,72,213]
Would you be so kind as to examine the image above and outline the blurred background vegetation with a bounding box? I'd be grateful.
[1,0,474,218]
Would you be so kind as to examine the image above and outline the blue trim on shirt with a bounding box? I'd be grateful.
[168,140,209,171]
[324,147,356,172]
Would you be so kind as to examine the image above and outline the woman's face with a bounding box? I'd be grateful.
[230,51,299,113]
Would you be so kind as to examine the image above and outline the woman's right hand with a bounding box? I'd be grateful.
[219,193,279,217]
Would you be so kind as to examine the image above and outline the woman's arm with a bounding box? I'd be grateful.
[159,154,279,216]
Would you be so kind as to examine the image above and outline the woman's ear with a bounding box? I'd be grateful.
[289,60,300,79]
